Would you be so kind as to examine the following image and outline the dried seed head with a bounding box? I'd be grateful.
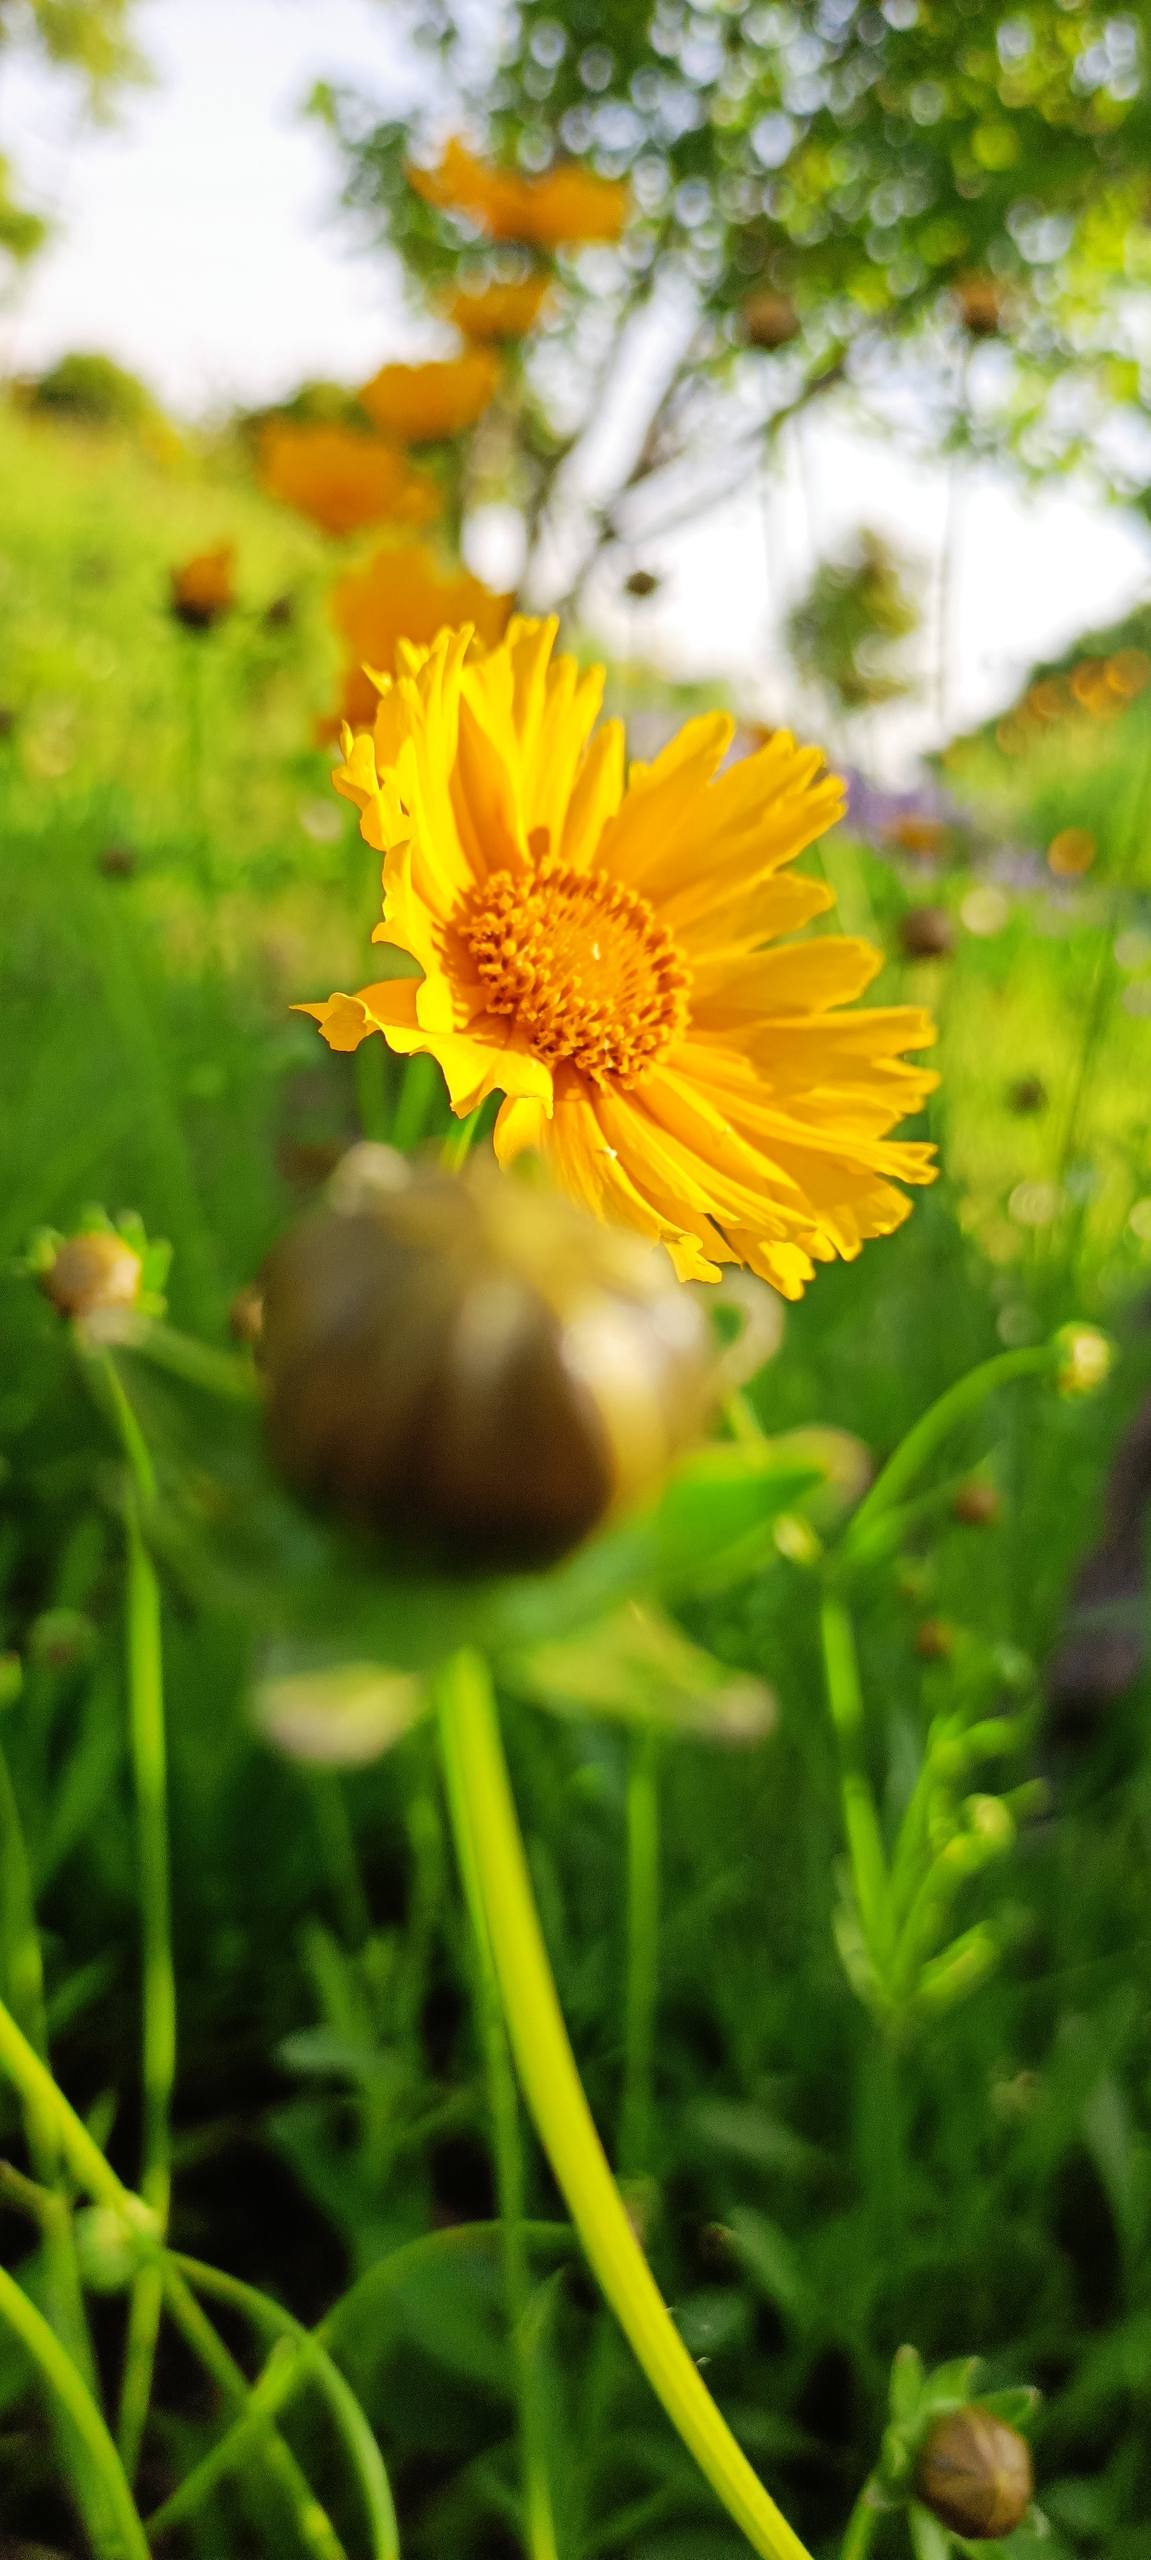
[915,2407,1033,2539]
[39,1232,143,1322]
[261,1156,714,1570]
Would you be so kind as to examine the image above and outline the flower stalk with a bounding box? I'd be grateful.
[434,1645,813,2560]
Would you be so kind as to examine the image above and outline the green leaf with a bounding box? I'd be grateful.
[502,1599,775,1739]
[909,2507,955,2560]
[890,2343,926,2425]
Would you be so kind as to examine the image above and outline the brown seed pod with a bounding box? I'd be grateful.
[39,1232,143,1322]
[98,842,137,879]
[915,2406,1033,2539]
[742,288,801,350]
[1008,1075,1047,1117]
[952,1478,1000,1528]
[624,568,660,600]
[915,1617,955,1661]
[260,1157,714,1570]
[899,905,955,962]
[953,274,1007,339]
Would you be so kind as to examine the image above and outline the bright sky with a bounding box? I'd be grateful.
[7,0,1151,763]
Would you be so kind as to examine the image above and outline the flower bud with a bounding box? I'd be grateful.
[624,567,660,600]
[915,1617,955,1661]
[953,1478,1000,1528]
[742,288,801,350]
[169,542,235,632]
[953,275,1008,339]
[899,905,955,962]
[1055,1323,1113,1398]
[38,1231,143,1322]
[915,2406,1033,2538]
[260,1158,714,1570]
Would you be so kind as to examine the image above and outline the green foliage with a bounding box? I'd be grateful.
[21,351,160,431]
[5,398,1151,2555]
[787,532,922,718]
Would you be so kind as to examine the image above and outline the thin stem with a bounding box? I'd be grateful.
[839,1347,1052,1563]
[440,1680,560,2560]
[0,1740,98,2388]
[818,1594,893,1971]
[96,1356,175,2482]
[0,2262,151,2560]
[310,1771,371,1948]
[159,2263,350,2560]
[0,1994,137,2220]
[168,2254,399,2560]
[442,1103,484,1169]
[147,2221,570,2544]
[619,1728,660,2183]
[839,2482,883,2560]
[434,1649,812,2560]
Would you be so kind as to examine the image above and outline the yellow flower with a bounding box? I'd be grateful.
[169,542,235,630]
[357,351,501,443]
[299,620,937,1296]
[445,275,554,342]
[409,136,629,247]
[320,541,514,737]
[258,422,438,539]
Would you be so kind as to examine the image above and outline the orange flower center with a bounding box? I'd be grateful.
[460,858,691,1084]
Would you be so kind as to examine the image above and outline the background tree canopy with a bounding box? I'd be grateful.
[315,0,1151,614]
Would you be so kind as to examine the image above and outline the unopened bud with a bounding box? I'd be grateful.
[915,1618,955,1662]
[899,905,955,962]
[915,2406,1032,2538]
[169,542,235,633]
[742,288,801,350]
[1055,1323,1112,1398]
[261,1158,714,1570]
[39,1231,143,1322]
[953,1478,1000,1528]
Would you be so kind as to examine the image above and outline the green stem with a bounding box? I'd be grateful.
[159,2263,350,2560]
[96,1357,175,2483]
[166,2254,399,2559]
[839,1347,1052,1563]
[0,2261,151,2560]
[0,1741,98,2388]
[0,2000,344,2555]
[839,2482,882,2560]
[147,2222,569,2544]
[434,1649,812,2560]
[310,1771,371,1948]
[818,1593,893,1970]
[619,1728,660,2182]
[440,1679,560,2560]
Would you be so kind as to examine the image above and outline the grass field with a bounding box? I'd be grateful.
[4,398,1151,2560]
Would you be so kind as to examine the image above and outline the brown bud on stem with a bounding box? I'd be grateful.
[39,1233,143,1322]
[899,905,955,962]
[915,2407,1033,2539]
[260,1157,714,1570]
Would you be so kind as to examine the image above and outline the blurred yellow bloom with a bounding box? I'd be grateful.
[258,422,439,539]
[321,541,515,736]
[409,136,629,246]
[300,619,937,1296]
[445,275,554,341]
[1046,826,1095,878]
[169,542,235,630]
[358,351,501,442]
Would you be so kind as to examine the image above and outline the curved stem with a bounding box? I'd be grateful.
[95,1355,175,2482]
[839,1347,1052,1562]
[839,2482,882,2560]
[434,1649,813,2560]
[159,2263,349,2560]
[166,2254,399,2560]
[0,2262,150,2560]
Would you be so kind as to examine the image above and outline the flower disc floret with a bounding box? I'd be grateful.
[459,859,690,1084]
